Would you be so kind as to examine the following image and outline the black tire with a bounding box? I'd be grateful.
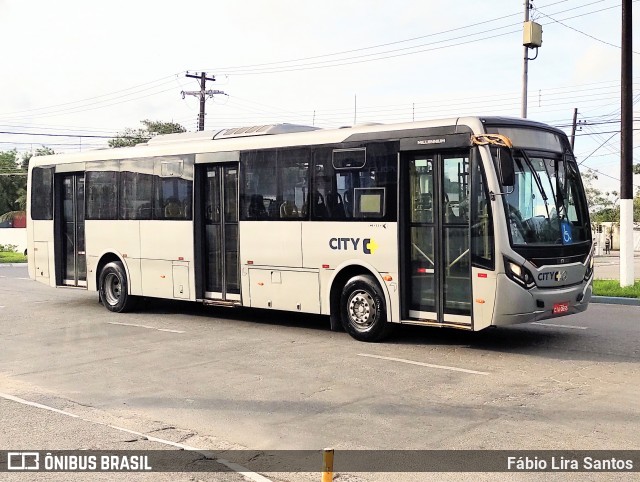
[99,261,137,313]
[340,275,392,342]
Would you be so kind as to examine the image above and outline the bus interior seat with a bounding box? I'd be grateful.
[280,200,298,218]
[313,191,329,218]
[326,191,345,219]
[164,198,183,218]
[137,203,152,219]
[248,194,268,219]
[267,198,280,219]
[343,190,353,217]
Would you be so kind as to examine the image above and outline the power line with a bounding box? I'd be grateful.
[199,1,619,75]
[535,6,640,54]
[0,73,185,118]
[0,130,114,139]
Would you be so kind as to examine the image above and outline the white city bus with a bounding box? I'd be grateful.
[27,117,593,341]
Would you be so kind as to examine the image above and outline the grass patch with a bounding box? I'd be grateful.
[0,252,27,263]
[593,279,640,298]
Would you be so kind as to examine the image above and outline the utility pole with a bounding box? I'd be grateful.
[570,108,578,151]
[620,0,634,286]
[521,1,542,118]
[354,95,357,125]
[182,72,227,131]
[522,0,531,118]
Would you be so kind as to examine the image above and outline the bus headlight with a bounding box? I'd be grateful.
[504,257,536,289]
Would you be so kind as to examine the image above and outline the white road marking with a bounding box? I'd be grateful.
[532,322,588,330]
[0,391,272,482]
[16,277,31,280]
[0,392,80,418]
[107,321,185,334]
[0,305,5,308]
[358,353,489,375]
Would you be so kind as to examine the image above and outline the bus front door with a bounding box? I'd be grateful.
[58,173,86,287]
[203,164,240,301]
[403,152,472,326]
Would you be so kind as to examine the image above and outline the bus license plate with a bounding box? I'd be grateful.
[552,302,569,315]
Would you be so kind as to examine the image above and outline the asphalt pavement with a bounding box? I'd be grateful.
[1,264,638,481]
[594,251,640,280]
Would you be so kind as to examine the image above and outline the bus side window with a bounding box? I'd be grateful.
[240,150,277,220]
[317,142,397,222]
[119,171,153,220]
[31,167,54,220]
[154,177,192,220]
[86,171,118,220]
[471,156,494,270]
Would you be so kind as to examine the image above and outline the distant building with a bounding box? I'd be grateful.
[0,211,27,254]
[593,221,640,254]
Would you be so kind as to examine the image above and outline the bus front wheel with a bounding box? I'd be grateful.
[99,261,136,313]
[340,275,391,342]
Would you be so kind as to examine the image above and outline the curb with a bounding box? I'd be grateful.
[591,296,640,306]
[0,263,28,268]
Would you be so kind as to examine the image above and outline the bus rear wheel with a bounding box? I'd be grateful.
[340,275,392,342]
[99,261,136,313]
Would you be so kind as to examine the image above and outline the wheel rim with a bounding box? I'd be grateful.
[103,273,122,306]
[347,289,377,332]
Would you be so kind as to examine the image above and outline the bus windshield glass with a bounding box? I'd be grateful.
[500,150,590,246]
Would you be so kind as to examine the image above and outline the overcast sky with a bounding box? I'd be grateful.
[0,0,638,192]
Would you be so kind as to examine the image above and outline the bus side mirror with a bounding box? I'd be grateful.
[497,147,515,187]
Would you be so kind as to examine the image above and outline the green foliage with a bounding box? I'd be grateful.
[581,169,620,222]
[593,279,640,298]
[0,243,18,253]
[0,150,23,215]
[0,251,27,263]
[108,119,186,148]
[0,148,55,213]
[592,207,620,223]
[21,146,55,170]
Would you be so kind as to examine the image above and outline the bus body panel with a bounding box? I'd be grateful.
[301,222,398,272]
[29,220,54,286]
[240,221,303,268]
[247,267,320,314]
[325,259,398,323]
[140,221,195,300]
[471,266,498,330]
[25,116,592,338]
[302,221,399,322]
[86,220,141,293]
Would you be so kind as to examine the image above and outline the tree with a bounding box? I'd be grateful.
[14,147,56,211]
[584,164,640,223]
[581,169,619,222]
[0,147,55,215]
[0,150,23,215]
[108,119,186,148]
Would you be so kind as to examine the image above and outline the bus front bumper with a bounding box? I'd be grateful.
[492,273,592,326]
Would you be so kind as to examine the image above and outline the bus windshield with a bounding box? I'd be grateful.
[501,150,590,246]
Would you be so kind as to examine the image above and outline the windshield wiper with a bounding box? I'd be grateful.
[519,151,552,223]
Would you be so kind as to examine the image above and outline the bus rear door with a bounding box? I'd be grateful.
[200,164,240,302]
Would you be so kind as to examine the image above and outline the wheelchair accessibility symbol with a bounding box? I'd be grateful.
[561,221,573,245]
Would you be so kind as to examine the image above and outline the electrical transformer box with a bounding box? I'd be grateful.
[523,21,543,48]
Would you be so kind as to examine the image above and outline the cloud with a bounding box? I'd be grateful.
[572,45,620,85]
